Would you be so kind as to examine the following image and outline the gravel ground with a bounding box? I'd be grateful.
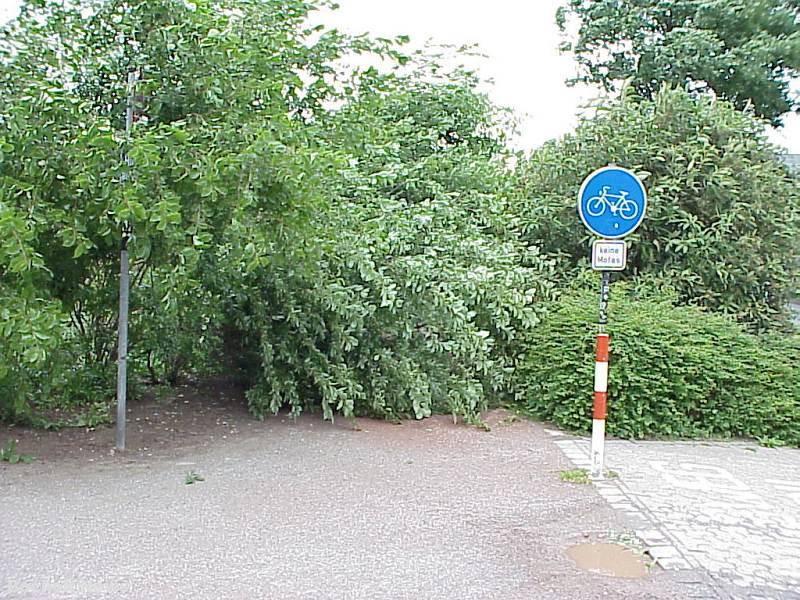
[1,409,716,600]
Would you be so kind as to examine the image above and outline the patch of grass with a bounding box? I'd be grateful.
[461,413,491,431]
[500,403,541,422]
[756,436,786,448]
[560,467,619,484]
[0,439,35,464]
[560,468,590,484]
[27,401,111,431]
[184,470,205,485]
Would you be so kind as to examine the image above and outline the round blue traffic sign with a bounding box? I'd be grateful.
[577,166,647,239]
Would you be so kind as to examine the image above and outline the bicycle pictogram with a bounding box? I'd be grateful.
[577,165,647,239]
[586,186,639,220]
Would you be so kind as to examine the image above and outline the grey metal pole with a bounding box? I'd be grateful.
[115,71,137,451]
[115,238,130,450]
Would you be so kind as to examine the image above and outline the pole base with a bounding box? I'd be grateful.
[589,418,606,480]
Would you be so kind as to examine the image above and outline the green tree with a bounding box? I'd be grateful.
[516,87,800,329]
[558,0,800,125]
[0,0,400,417]
[221,60,557,422]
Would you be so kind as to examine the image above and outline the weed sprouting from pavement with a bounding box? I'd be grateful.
[560,468,590,484]
[498,414,521,426]
[0,440,35,464]
[184,470,205,485]
[756,436,786,448]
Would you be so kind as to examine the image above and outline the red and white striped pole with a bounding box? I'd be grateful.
[590,271,611,479]
[591,332,609,478]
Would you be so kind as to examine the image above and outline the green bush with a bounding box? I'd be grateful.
[223,194,555,423]
[0,294,66,420]
[0,0,425,417]
[515,284,800,445]
[207,54,559,424]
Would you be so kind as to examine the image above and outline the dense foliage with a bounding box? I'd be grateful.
[218,65,558,421]
[516,87,800,329]
[0,0,556,423]
[516,284,800,446]
[0,0,797,446]
[557,0,800,125]
[0,0,362,418]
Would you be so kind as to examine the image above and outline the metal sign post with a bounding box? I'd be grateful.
[116,71,137,451]
[577,166,647,479]
[115,224,131,450]
[591,272,610,479]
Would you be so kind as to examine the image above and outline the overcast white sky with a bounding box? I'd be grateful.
[1,0,798,152]
[319,0,597,152]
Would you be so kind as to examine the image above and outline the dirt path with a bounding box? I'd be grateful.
[1,382,716,599]
[1,379,259,465]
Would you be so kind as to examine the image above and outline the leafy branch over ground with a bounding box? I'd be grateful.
[0,440,35,464]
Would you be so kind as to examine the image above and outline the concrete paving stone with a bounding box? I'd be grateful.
[654,557,691,570]
[600,494,627,503]
[556,437,800,596]
[648,546,682,560]
[596,480,617,490]
[636,529,665,540]
[641,537,670,547]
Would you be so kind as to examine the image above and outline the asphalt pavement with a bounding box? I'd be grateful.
[0,412,714,600]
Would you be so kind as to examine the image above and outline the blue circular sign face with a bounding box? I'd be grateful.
[577,166,647,239]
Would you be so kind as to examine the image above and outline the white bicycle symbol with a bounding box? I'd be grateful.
[586,186,639,220]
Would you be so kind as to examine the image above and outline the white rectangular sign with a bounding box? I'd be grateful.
[592,239,627,271]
